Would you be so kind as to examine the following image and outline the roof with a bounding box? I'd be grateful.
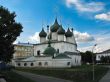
[96,49,110,54]
[57,25,65,34]
[34,41,77,46]
[39,28,47,37]
[54,53,71,59]
[65,28,73,37]
[20,56,36,62]
[50,18,60,32]
[64,51,80,55]
[14,42,33,46]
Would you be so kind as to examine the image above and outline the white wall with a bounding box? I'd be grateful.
[96,53,110,61]
[58,35,64,41]
[68,55,81,66]
[34,42,77,56]
[52,32,58,41]
[66,37,72,43]
[40,37,46,43]
[14,57,72,68]
[72,36,76,44]
[52,59,71,68]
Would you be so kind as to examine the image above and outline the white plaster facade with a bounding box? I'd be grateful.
[52,32,58,41]
[34,41,77,55]
[40,37,46,43]
[96,49,110,61]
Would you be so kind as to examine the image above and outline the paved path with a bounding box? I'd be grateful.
[14,70,73,82]
[99,66,110,82]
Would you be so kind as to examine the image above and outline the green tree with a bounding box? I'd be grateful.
[0,6,23,62]
[81,51,96,64]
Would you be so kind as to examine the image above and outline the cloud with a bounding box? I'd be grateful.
[28,32,40,43]
[66,0,104,12]
[95,12,110,21]
[78,33,110,53]
[74,31,94,42]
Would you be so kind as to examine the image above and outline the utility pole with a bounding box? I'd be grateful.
[92,44,97,81]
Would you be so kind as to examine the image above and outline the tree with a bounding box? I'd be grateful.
[81,51,96,64]
[0,6,23,62]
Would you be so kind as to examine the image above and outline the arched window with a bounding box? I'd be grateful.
[30,63,34,66]
[67,62,70,65]
[38,62,42,66]
[37,50,40,56]
[44,62,48,66]
[18,63,20,66]
[24,63,27,66]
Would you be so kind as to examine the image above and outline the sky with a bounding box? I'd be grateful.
[0,0,110,52]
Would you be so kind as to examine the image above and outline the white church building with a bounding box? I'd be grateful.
[12,19,81,68]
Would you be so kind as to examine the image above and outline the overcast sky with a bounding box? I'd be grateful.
[0,0,110,52]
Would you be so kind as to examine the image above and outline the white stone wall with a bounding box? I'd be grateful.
[14,57,71,68]
[52,59,71,68]
[52,32,58,40]
[15,61,36,67]
[68,55,81,66]
[96,53,110,61]
[34,42,77,56]
[58,35,64,41]
[72,36,76,44]
[66,37,72,43]
[40,37,46,43]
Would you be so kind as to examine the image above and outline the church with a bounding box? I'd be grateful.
[12,18,81,68]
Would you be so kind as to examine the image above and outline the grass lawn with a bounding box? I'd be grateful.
[0,70,35,82]
[16,65,109,82]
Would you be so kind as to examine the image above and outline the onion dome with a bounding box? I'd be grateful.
[39,28,47,37]
[65,28,73,37]
[50,18,60,32]
[57,25,65,34]
[43,42,56,56]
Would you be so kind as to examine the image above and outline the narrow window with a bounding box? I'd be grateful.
[18,63,20,66]
[38,62,42,66]
[24,63,27,66]
[45,62,48,66]
[37,50,40,56]
[67,62,70,65]
[31,63,34,66]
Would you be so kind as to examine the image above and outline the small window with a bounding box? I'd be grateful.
[37,50,40,56]
[38,62,42,66]
[30,63,34,66]
[24,63,27,66]
[57,49,59,53]
[75,58,76,63]
[18,63,20,66]
[44,62,48,66]
[67,62,70,65]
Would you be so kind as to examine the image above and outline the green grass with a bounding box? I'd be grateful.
[0,70,35,82]
[16,65,109,82]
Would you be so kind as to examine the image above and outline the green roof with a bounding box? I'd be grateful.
[50,18,60,32]
[39,28,47,37]
[57,25,65,34]
[54,53,71,59]
[65,28,73,37]
[43,46,56,56]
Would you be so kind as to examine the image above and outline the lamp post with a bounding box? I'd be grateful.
[92,44,97,81]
